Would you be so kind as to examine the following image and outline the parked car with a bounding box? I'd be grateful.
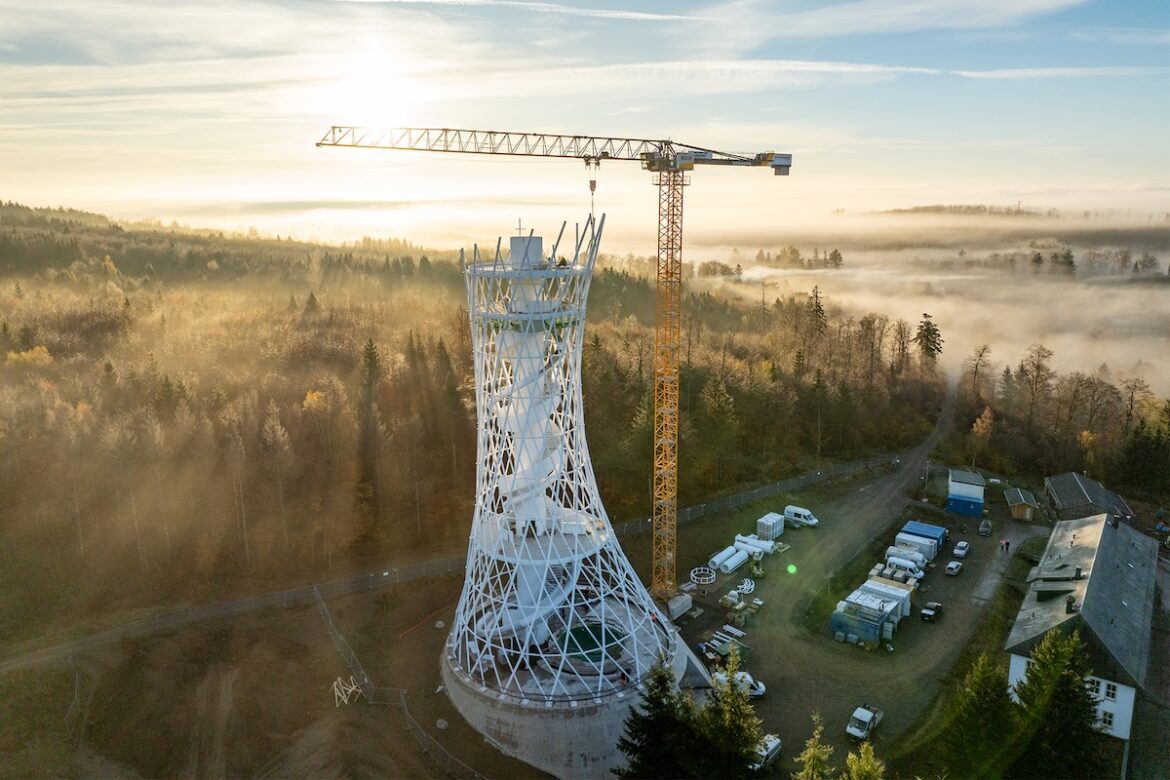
[752,734,782,770]
[712,671,766,699]
[945,561,963,576]
[978,518,993,536]
[921,601,944,622]
[953,540,970,558]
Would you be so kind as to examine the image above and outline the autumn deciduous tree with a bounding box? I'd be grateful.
[969,406,994,468]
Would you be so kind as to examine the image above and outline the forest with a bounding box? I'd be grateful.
[2,200,1165,649]
[0,202,946,644]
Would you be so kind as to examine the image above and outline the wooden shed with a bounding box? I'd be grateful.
[1004,487,1039,521]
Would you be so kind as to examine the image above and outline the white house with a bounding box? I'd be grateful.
[1005,514,1158,744]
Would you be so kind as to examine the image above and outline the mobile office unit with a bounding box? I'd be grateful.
[903,520,947,546]
[894,531,937,561]
[947,469,986,516]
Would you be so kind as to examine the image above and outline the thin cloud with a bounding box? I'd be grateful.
[685,0,1091,57]
[332,0,707,21]
[1070,28,1170,45]
[954,65,1169,79]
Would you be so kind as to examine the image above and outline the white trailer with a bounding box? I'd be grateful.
[858,577,914,620]
[894,532,937,561]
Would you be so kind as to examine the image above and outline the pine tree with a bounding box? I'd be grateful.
[694,646,762,778]
[356,339,384,541]
[840,741,884,780]
[792,713,835,780]
[1010,630,1111,779]
[941,653,1012,778]
[912,313,943,369]
[303,290,319,313]
[614,660,698,779]
[807,286,828,339]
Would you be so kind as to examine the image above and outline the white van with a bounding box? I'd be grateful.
[886,556,925,579]
[784,505,819,528]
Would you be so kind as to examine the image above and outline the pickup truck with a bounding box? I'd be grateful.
[846,705,883,741]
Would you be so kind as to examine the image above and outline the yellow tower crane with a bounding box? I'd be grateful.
[318,126,792,601]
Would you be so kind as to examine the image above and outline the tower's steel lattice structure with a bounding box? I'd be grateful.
[442,216,682,778]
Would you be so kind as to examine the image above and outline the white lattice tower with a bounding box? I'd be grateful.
[443,216,677,776]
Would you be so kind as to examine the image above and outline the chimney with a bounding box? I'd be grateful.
[1074,565,1082,580]
[1065,595,1077,614]
[1110,515,1119,529]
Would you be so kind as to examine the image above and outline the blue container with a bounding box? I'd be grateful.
[946,497,984,517]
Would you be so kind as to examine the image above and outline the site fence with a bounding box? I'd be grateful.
[611,452,901,537]
[396,690,489,780]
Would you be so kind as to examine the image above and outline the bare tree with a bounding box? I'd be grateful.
[1119,376,1153,433]
[964,344,992,399]
[1019,344,1055,435]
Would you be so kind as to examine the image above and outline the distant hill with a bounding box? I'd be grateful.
[871,204,1056,218]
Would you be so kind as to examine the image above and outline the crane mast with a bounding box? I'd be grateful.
[318,125,792,601]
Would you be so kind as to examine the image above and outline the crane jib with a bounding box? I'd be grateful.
[317,126,791,173]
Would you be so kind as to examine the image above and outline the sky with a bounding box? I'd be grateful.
[2,0,1168,251]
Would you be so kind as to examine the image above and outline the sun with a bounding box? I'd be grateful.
[322,45,425,128]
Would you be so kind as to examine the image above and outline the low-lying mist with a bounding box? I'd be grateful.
[720,249,1170,397]
[686,216,1169,396]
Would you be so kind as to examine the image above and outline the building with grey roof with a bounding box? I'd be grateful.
[1005,513,1159,742]
[1044,472,1134,522]
[1004,487,1039,521]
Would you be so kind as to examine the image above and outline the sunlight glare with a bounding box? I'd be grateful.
[324,44,424,128]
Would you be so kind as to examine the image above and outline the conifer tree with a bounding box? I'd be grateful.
[614,660,698,779]
[356,339,384,541]
[793,713,834,780]
[694,646,762,778]
[941,653,1012,778]
[1010,630,1111,779]
[912,312,943,369]
[840,741,884,780]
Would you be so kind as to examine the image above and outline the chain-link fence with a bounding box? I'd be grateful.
[396,690,489,780]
